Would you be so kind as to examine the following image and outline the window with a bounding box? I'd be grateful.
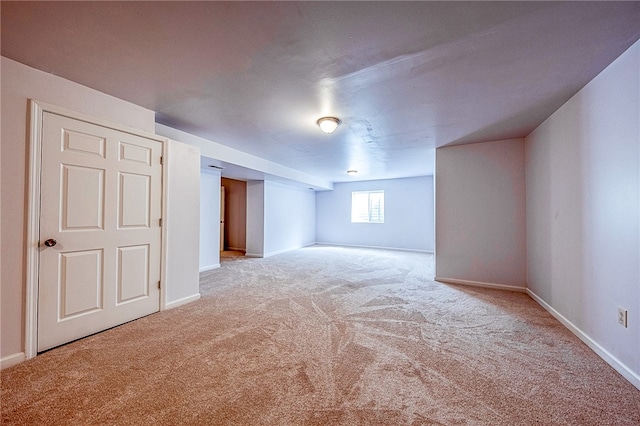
[351,190,384,223]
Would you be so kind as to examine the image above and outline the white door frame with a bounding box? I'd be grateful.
[25,100,169,359]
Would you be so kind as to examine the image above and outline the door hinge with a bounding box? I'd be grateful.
[158,280,161,289]
[160,156,164,165]
[159,218,163,227]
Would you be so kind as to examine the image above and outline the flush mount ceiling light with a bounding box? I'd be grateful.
[346,169,358,175]
[316,116,341,134]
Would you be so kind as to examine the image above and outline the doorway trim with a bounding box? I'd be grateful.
[25,100,169,359]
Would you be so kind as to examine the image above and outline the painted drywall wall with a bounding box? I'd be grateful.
[435,139,526,289]
[0,57,155,367]
[316,176,434,252]
[164,140,202,308]
[263,181,316,257]
[246,181,265,257]
[200,169,221,271]
[221,178,247,251]
[525,40,640,387]
[237,180,315,258]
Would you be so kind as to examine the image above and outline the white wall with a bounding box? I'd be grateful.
[264,181,316,257]
[1,57,155,366]
[200,170,221,271]
[245,180,316,258]
[246,181,266,257]
[526,40,640,388]
[164,140,202,308]
[316,176,434,252]
[435,139,526,290]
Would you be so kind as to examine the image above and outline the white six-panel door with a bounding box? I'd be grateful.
[37,112,163,352]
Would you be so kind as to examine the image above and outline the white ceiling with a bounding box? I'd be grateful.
[2,1,639,184]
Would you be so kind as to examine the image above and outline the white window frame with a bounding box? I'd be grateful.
[351,190,384,223]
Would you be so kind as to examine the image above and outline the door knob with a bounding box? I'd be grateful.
[43,239,57,247]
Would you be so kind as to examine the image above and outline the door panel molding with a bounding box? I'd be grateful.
[58,249,104,319]
[25,100,168,359]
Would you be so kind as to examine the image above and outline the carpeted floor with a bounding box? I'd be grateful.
[2,245,639,424]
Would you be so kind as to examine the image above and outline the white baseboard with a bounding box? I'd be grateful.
[1,352,25,370]
[199,264,220,273]
[315,242,434,254]
[263,249,290,258]
[248,243,317,259]
[165,293,201,310]
[263,246,304,258]
[527,289,640,391]
[434,276,527,293]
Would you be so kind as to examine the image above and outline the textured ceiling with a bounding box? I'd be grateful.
[2,1,639,183]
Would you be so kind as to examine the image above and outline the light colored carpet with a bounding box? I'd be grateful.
[2,245,639,424]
